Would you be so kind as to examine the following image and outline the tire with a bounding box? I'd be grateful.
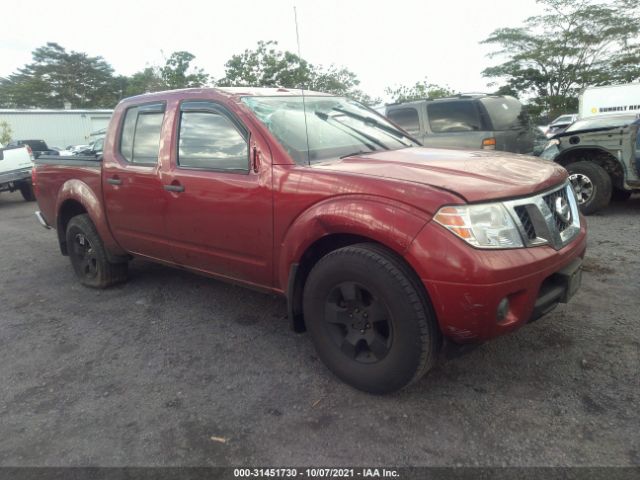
[611,188,632,202]
[566,161,612,215]
[19,181,35,202]
[66,214,128,288]
[303,243,439,394]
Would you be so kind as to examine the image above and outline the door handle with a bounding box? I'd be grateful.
[164,183,185,193]
[107,177,122,185]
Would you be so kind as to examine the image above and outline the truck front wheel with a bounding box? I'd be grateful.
[303,243,439,394]
[566,161,612,215]
[66,214,128,288]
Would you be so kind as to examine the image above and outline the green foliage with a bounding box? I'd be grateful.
[218,41,380,105]
[124,51,209,97]
[218,40,312,88]
[160,51,209,90]
[0,121,12,145]
[124,68,165,97]
[1,40,379,109]
[482,0,640,118]
[384,79,454,103]
[0,42,121,108]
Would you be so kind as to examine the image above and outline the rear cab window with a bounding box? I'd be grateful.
[426,101,482,133]
[119,103,165,164]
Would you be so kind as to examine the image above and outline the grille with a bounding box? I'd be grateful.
[514,206,536,240]
[543,188,572,232]
[504,182,580,251]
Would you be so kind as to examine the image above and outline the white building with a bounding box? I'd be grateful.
[0,109,113,148]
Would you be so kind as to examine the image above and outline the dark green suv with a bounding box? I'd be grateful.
[384,94,538,155]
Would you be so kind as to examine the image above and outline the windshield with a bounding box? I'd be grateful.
[479,96,529,131]
[567,115,638,132]
[241,96,419,164]
[552,115,575,124]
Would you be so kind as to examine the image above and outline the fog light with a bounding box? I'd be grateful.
[496,298,509,322]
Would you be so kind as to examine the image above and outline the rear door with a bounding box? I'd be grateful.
[423,100,486,149]
[163,100,274,287]
[102,102,172,261]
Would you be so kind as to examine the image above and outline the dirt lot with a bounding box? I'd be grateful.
[0,190,638,467]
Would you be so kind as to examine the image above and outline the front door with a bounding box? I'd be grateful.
[163,101,273,287]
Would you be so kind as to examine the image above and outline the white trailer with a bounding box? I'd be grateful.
[579,83,640,119]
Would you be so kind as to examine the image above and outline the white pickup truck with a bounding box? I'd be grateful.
[0,142,35,201]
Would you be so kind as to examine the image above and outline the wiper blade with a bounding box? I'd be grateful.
[315,111,384,151]
[331,107,415,146]
[339,150,376,159]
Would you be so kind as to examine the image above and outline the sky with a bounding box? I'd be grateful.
[0,0,546,102]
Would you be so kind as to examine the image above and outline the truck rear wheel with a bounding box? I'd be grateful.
[19,181,35,202]
[66,214,128,288]
[303,243,439,394]
[566,161,611,215]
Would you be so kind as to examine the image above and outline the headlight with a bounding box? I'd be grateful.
[545,138,560,149]
[433,203,524,249]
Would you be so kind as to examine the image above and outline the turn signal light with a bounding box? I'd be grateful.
[482,138,496,150]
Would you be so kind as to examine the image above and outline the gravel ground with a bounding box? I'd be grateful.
[0,190,638,467]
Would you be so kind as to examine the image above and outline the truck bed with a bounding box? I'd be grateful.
[34,155,103,229]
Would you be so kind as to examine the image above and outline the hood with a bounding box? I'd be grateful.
[313,147,568,203]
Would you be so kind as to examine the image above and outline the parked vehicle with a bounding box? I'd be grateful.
[33,87,586,393]
[0,141,35,201]
[579,83,640,119]
[541,113,640,214]
[384,94,537,154]
[7,139,59,159]
[51,147,75,157]
[545,114,578,138]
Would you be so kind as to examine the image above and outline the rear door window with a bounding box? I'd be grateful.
[386,107,420,135]
[119,104,165,164]
[426,101,481,133]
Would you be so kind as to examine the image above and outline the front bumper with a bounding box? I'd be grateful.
[405,220,587,343]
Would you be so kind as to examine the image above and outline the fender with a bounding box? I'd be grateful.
[56,178,127,258]
[276,194,431,290]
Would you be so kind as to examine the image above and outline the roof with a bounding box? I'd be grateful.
[125,86,334,103]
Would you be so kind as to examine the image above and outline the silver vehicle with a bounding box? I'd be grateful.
[541,113,640,214]
[545,113,578,138]
[384,94,537,154]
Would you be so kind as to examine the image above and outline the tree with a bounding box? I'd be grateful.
[482,0,640,118]
[219,40,311,88]
[0,43,121,108]
[124,68,164,97]
[309,65,381,106]
[124,51,209,97]
[218,40,380,105]
[160,51,209,90]
[0,121,12,145]
[384,79,454,103]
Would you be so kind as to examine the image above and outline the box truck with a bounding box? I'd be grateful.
[579,83,640,119]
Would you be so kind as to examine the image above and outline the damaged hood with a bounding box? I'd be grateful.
[313,147,568,203]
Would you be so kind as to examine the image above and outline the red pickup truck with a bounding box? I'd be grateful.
[33,87,586,393]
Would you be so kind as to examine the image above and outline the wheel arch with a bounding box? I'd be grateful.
[55,179,126,259]
[281,196,431,333]
[555,147,624,188]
